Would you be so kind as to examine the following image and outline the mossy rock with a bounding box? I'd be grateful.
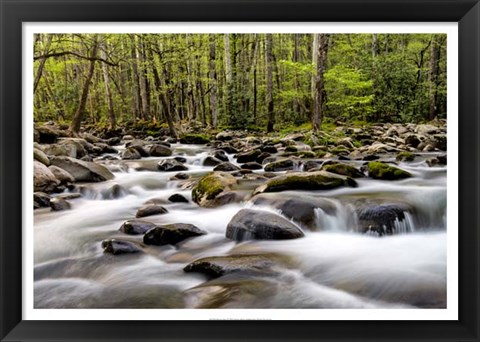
[396,152,415,162]
[179,134,211,144]
[264,158,296,172]
[192,172,238,207]
[367,161,412,180]
[321,163,364,178]
[330,146,350,154]
[253,171,357,195]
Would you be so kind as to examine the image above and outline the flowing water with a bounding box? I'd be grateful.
[34,143,447,309]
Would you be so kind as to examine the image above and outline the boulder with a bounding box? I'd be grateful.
[143,223,207,246]
[264,158,296,172]
[168,193,189,203]
[203,156,222,166]
[396,152,415,162]
[157,159,188,172]
[213,162,240,172]
[119,219,157,235]
[34,161,60,192]
[241,162,263,170]
[226,209,305,241]
[121,147,142,160]
[101,184,128,199]
[42,143,77,158]
[58,138,88,158]
[48,165,75,184]
[253,171,357,195]
[215,131,234,141]
[236,150,262,163]
[405,134,422,148]
[321,163,364,178]
[135,204,168,218]
[180,134,210,144]
[149,144,173,157]
[101,239,141,255]
[36,126,59,144]
[213,150,229,162]
[34,148,50,166]
[357,204,411,236]
[50,197,71,211]
[34,192,51,209]
[415,124,439,135]
[50,156,114,182]
[217,144,238,154]
[426,155,447,167]
[192,172,238,208]
[366,162,412,180]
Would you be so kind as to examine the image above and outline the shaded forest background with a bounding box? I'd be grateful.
[33,33,447,136]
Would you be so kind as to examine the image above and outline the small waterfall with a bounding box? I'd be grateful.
[393,211,416,234]
[314,202,357,232]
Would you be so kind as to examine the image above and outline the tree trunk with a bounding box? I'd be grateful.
[99,35,116,129]
[129,35,141,120]
[34,34,53,93]
[70,35,99,133]
[137,35,150,119]
[428,35,440,120]
[209,34,218,127]
[312,34,329,131]
[266,34,275,132]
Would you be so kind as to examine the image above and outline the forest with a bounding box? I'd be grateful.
[34,33,447,135]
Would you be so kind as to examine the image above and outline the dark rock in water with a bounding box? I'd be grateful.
[107,137,121,146]
[217,144,238,154]
[241,162,263,170]
[168,193,189,203]
[203,156,222,166]
[34,192,51,209]
[215,131,234,141]
[213,162,240,172]
[136,204,169,218]
[121,147,142,160]
[157,159,188,172]
[367,161,412,180]
[426,155,447,167]
[149,144,173,157]
[48,165,75,184]
[180,134,210,144]
[432,134,447,151]
[303,160,321,171]
[357,204,411,236]
[174,156,187,163]
[362,154,380,161]
[34,161,60,193]
[184,253,293,279]
[226,209,305,241]
[143,223,207,246]
[321,163,364,178]
[50,197,71,211]
[253,171,357,195]
[101,184,128,199]
[256,152,271,164]
[261,145,278,154]
[213,150,229,162]
[236,149,261,163]
[171,172,190,180]
[119,219,157,235]
[405,134,421,148]
[264,158,296,172]
[101,239,141,255]
[50,156,114,182]
[192,172,238,208]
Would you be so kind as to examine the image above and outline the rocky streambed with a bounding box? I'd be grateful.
[33,122,447,309]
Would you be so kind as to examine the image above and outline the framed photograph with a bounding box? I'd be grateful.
[1,0,479,341]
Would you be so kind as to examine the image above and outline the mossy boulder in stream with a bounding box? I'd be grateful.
[321,163,365,178]
[192,172,238,208]
[253,171,357,195]
[396,152,415,162]
[264,158,296,172]
[179,134,211,144]
[367,161,412,180]
[226,209,305,241]
[143,223,206,246]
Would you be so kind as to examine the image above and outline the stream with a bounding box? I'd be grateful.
[34,143,447,309]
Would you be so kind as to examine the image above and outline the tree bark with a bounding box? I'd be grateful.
[428,35,441,120]
[209,34,218,128]
[99,35,116,129]
[312,34,329,131]
[137,35,150,119]
[34,34,53,93]
[70,35,99,133]
[266,34,275,132]
[129,35,141,120]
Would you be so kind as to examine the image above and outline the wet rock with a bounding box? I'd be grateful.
[171,172,190,180]
[34,161,60,193]
[396,152,415,162]
[157,159,188,172]
[34,192,51,209]
[101,184,128,199]
[121,147,142,160]
[256,152,271,164]
[48,165,75,184]
[107,137,121,146]
[192,172,238,208]
[426,155,447,167]
[50,197,71,211]
[215,131,234,141]
[236,149,262,163]
[303,160,322,171]
[58,138,89,158]
[217,144,238,154]
[253,171,357,195]
[143,223,207,246]
[168,193,189,203]
[321,163,364,178]
[415,124,439,135]
[367,142,400,154]
[42,143,77,158]
[264,158,296,172]
[226,209,305,241]
[135,204,169,218]
[34,148,50,166]
[241,162,263,170]
[50,156,114,182]
[184,253,293,278]
[213,162,240,172]
[119,219,157,235]
[405,134,422,148]
[180,134,210,144]
[362,154,380,161]
[357,204,410,236]
[101,239,141,255]
[149,144,173,157]
[174,156,187,163]
[213,150,229,162]
[203,156,222,166]
[367,161,412,180]
[122,135,134,141]
[432,134,447,151]
[261,145,278,154]
[36,126,59,144]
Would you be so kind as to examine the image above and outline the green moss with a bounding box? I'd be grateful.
[322,163,364,178]
[367,161,412,180]
[352,140,362,148]
[396,151,415,162]
[331,146,350,154]
[180,134,211,144]
[192,174,225,203]
[315,151,327,158]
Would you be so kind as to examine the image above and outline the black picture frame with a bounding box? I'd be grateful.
[1,0,479,341]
